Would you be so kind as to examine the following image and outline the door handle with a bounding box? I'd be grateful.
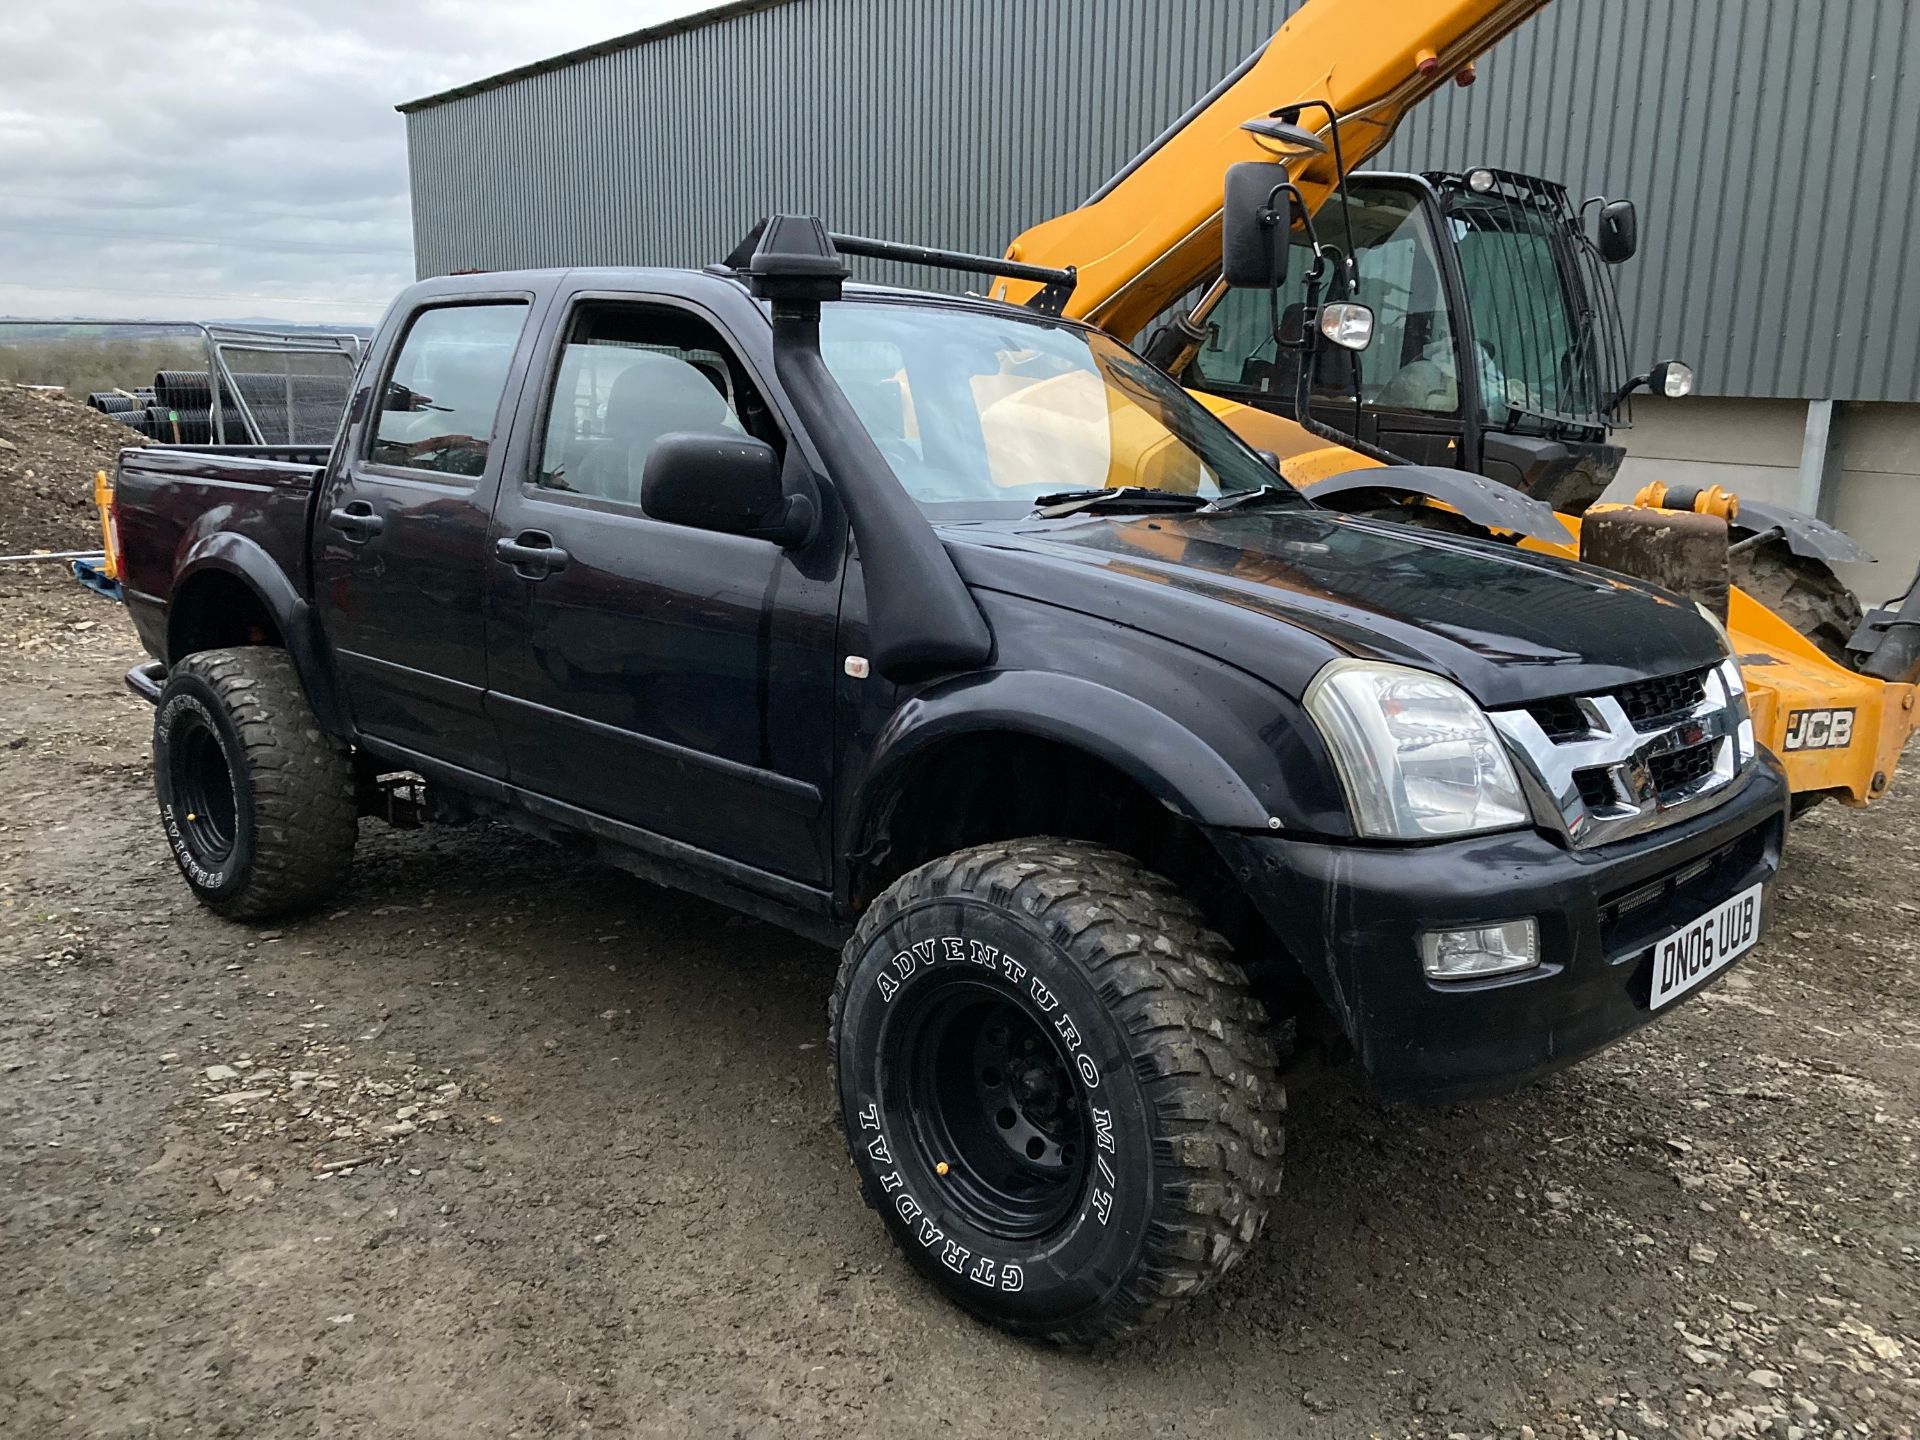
[495,532,570,578]
[326,502,384,540]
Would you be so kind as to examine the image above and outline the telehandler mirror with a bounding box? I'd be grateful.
[1223,161,1295,289]
[642,432,813,546]
[1597,198,1638,263]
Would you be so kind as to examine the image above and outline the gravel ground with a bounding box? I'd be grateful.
[0,384,144,553]
[2,568,1916,1440]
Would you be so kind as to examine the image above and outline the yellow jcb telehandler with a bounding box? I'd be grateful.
[992,0,1920,812]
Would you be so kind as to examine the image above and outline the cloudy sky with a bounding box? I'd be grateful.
[2,0,711,325]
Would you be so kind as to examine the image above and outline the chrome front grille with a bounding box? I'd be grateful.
[1613,665,1714,730]
[1491,659,1755,847]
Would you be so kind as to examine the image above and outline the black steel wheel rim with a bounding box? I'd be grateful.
[891,979,1092,1241]
[169,710,238,864]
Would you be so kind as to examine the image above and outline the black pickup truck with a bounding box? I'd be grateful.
[110,217,1787,1344]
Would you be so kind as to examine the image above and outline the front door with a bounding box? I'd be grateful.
[1186,179,1474,473]
[314,295,540,777]
[483,294,842,885]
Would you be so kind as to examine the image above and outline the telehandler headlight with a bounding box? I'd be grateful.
[1655,360,1695,398]
[1318,302,1374,352]
[1305,660,1530,839]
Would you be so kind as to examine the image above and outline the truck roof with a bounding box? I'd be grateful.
[395,265,1071,324]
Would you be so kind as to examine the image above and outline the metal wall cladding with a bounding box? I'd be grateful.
[404,0,1920,403]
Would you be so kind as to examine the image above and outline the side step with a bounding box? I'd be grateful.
[125,661,165,704]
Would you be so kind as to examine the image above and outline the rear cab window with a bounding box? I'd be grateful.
[370,303,529,477]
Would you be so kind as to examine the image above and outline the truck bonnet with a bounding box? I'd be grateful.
[944,508,1730,709]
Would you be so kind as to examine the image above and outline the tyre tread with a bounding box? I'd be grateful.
[1729,541,1864,664]
[829,837,1286,1346]
[159,648,356,920]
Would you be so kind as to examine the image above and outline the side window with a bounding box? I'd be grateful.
[1188,237,1313,394]
[537,303,772,505]
[370,302,527,477]
[1190,185,1460,417]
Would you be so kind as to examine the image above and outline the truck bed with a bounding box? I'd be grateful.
[114,444,328,664]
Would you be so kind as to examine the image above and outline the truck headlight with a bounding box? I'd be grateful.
[1695,604,1757,764]
[1305,660,1529,839]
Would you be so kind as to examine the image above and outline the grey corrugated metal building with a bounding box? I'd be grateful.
[401,0,1920,594]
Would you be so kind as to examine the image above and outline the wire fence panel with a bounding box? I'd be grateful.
[0,320,363,445]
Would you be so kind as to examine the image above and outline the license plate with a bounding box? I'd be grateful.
[1649,882,1765,1010]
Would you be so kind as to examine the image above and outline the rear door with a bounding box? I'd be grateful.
[314,293,542,777]
[482,289,843,885]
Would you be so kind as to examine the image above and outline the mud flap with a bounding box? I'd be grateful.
[1732,499,1875,565]
[1579,506,1731,619]
[1848,561,1920,684]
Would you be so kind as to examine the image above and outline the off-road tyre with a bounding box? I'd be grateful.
[1729,539,1865,665]
[829,839,1286,1346]
[152,647,356,919]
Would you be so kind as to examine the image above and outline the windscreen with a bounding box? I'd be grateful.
[1442,180,1623,429]
[820,302,1291,509]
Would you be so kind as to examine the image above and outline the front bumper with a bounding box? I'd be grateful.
[1215,754,1790,1103]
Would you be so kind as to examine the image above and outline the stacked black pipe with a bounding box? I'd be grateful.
[82,368,351,443]
[86,388,158,432]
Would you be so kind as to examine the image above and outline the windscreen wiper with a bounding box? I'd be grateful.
[1031,486,1211,518]
[1199,484,1295,514]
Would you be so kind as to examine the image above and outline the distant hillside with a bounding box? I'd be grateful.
[0,317,376,341]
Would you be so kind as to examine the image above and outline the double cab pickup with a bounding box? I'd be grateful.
[111,218,1787,1343]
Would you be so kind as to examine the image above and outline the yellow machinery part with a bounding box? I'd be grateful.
[1189,393,1387,488]
[991,0,1918,806]
[93,469,121,581]
[1516,516,1917,806]
[1632,479,1740,521]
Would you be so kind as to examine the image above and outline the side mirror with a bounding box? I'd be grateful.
[641,432,814,546]
[1223,161,1294,288]
[1596,198,1638,263]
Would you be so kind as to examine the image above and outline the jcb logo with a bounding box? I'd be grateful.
[1783,708,1855,751]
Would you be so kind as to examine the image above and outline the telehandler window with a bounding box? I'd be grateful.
[1445,205,1585,425]
[1192,185,1462,418]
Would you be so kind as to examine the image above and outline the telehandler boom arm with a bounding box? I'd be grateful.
[998,0,1546,340]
